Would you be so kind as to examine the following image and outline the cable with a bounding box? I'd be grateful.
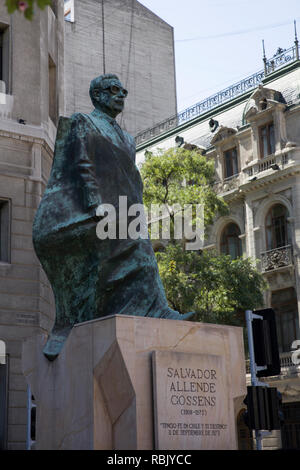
[120,0,135,130]
[175,17,300,43]
[125,0,135,88]
[101,0,106,74]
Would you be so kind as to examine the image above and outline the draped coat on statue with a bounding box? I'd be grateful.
[33,110,190,347]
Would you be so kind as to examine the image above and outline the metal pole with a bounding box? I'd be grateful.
[262,40,267,76]
[246,310,257,384]
[294,20,299,60]
[245,310,263,450]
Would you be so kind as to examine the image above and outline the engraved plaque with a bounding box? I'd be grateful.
[152,350,235,450]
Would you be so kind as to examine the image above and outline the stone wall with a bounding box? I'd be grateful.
[0,2,64,449]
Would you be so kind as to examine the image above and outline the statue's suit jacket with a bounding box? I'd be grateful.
[34,112,140,241]
[33,111,175,329]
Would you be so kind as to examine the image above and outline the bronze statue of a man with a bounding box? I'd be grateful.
[33,74,193,360]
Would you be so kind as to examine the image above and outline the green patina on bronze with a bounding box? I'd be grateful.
[33,74,194,361]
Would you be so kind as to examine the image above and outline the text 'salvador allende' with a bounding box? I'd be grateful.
[167,367,217,407]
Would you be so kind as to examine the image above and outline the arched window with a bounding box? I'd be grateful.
[259,121,275,158]
[220,223,242,259]
[265,204,289,250]
[237,409,253,450]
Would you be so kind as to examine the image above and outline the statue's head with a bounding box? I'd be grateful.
[89,74,128,118]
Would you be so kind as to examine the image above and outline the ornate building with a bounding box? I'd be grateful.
[136,43,300,450]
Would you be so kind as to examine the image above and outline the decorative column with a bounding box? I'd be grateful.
[31,143,42,181]
[244,197,256,259]
[291,178,300,327]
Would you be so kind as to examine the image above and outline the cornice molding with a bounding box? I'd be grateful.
[218,164,300,203]
[0,120,55,156]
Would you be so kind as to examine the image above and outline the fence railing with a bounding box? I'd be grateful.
[246,351,299,374]
[264,45,299,75]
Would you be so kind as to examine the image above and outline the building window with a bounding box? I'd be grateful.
[265,204,289,251]
[271,288,300,353]
[0,25,9,93]
[223,147,238,179]
[220,223,242,259]
[259,121,275,158]
[0,31,3,83]
[0,341,5,365]
[0,200,10,263]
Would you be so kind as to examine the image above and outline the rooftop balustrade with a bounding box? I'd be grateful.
[135,44,300,146]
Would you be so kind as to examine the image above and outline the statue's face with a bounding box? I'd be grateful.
[93,78,128,118]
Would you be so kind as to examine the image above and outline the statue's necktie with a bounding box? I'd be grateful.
[111,120,126,143]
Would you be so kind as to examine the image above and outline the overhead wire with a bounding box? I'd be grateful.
[120,0,135,130]
[101,0,106,74]
[175,17,300,43]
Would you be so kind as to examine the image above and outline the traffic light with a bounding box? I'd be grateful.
[243,386,283,431]
[252,308,280,377]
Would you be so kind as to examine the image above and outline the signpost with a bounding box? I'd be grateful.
[245,309,283,450]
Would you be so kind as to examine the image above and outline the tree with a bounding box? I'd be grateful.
[139,147,267,326]
[5,0,51,20]
[141,147,227,229]
[156,244,267,326]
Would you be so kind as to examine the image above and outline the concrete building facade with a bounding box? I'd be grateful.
[136,48,300,450]
[0,1,65,449]
[64,0,177,136]
[0,0,178,450]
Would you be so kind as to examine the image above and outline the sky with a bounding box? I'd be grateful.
[139,0,300,112]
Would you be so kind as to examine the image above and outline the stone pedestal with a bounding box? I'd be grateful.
[22,315,246,450]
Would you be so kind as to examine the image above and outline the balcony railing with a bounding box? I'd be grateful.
[243,152,292,178]
[261,245,293,272]
[135,44,300,146]
[214,173,241,194]
[246,351,299,375]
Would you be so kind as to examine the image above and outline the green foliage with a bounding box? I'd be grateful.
[140,147,267,327]
[156,244,267,327]
[5,0,51,20]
